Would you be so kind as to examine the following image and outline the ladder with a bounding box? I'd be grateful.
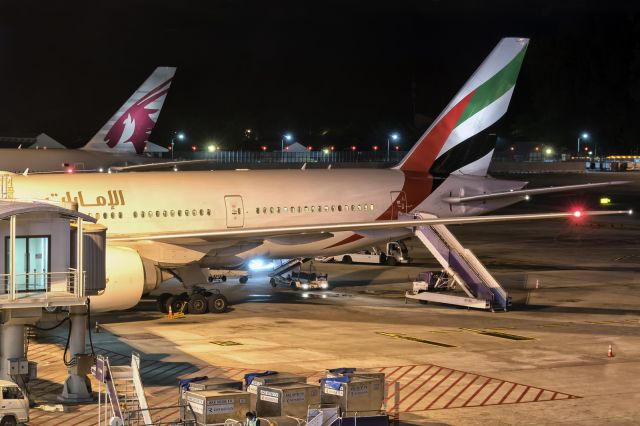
[409,214,510,311]
[269,257,312,277]
[94,354,153,425]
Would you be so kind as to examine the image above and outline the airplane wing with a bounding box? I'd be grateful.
[109,160,213,172]
[108,209,632,243]
[442,181,629,204]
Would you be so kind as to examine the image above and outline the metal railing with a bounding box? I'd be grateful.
[0,269,85,301]
[179,150,407,164]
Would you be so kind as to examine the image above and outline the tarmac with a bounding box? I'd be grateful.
[28,172,640,425]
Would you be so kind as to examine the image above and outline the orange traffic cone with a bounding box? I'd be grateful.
[607,344,614,358]
[168,305,173,320]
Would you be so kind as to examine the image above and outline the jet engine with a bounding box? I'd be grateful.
[89,246,161,312]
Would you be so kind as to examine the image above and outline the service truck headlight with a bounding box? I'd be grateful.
[321,282,329,289]
[302,283,309,290]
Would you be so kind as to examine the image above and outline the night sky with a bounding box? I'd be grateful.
[0,1,639,153]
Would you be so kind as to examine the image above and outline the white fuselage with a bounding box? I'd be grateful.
[6,168,522,267]
[0,149,158,173]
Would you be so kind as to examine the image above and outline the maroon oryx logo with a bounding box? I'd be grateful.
[104,78,172,154]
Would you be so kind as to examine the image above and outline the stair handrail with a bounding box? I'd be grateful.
[131,352,153,425]
[104,356,124,420]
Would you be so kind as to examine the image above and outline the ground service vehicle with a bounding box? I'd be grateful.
[0,380,29,425]
[317,241,410,265]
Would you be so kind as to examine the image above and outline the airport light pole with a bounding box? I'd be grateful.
[282,133,293,162]
[387,132,400,162]
[171,131,186,160]
[577,132,588,155]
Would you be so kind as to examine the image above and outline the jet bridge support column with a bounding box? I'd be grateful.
[58,305,93,403]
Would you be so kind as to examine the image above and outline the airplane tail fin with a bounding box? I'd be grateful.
[395,38,528,177]
[81,66,176,154]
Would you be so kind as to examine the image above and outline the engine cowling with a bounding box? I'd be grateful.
[89,246,149,312]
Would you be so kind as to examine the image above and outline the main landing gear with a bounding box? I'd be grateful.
[156,287,228,315]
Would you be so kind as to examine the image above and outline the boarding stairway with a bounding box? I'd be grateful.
[410,213,511,311]
[93,353,152,425]
[269,257,312,277]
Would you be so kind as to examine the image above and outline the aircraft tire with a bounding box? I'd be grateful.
[386,257,398,266]
[208,294,228,313]
[166,295,185,314]
[188,294,208,314]
[239,276,248,284]
[157,293,171,313]
[270,278,277,287]
[342,256,352,264]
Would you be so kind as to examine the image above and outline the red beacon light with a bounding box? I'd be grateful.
[65,168,74,174]
[573,210,582,218]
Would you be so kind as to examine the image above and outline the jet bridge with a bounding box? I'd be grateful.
[407,213,511,311]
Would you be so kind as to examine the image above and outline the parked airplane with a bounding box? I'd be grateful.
[0,67,176,173]
[1,38,628,314]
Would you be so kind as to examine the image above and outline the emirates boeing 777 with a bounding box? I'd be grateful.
[1,38,629,313]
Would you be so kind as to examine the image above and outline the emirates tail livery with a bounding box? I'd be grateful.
[0,67,176,172]
[2,38,628,312]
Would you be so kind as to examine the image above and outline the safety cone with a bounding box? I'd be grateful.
[608,344,615,358]
[168,305,173,320]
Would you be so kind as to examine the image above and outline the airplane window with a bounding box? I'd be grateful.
[170,210,175,217]
[324,205,329,212]
[311,206,315,212]
[364,204,368,211]
[357,205,362,211]
[177,210,182,217]
[297,206,301,213]
[344,205,349,212]
[256,208,260,214]
[102,213,107,219]
[338,205,342,212]
[277,207,281,213]
[331,205,335,212]
[370,204,374,210]
[199,209,204,216]
[148,211,153,217]
[304,206,309,213]
[284,207,288,212]
[163,210,167,217]
[185,210,190,216]
[118,212,123,219]
[317,205,321,212]
[270,207,274,214]
[141,211,145,218]
[133,211,138,218]
[291,206,295,213]
[192,209,197,216]
[110,212,116,219]
[206,209,211,216]
[351,205,355,211]
[263,207,267,214]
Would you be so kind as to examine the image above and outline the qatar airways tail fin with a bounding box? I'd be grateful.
[82,66,176,154]
[395,38,528,177]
